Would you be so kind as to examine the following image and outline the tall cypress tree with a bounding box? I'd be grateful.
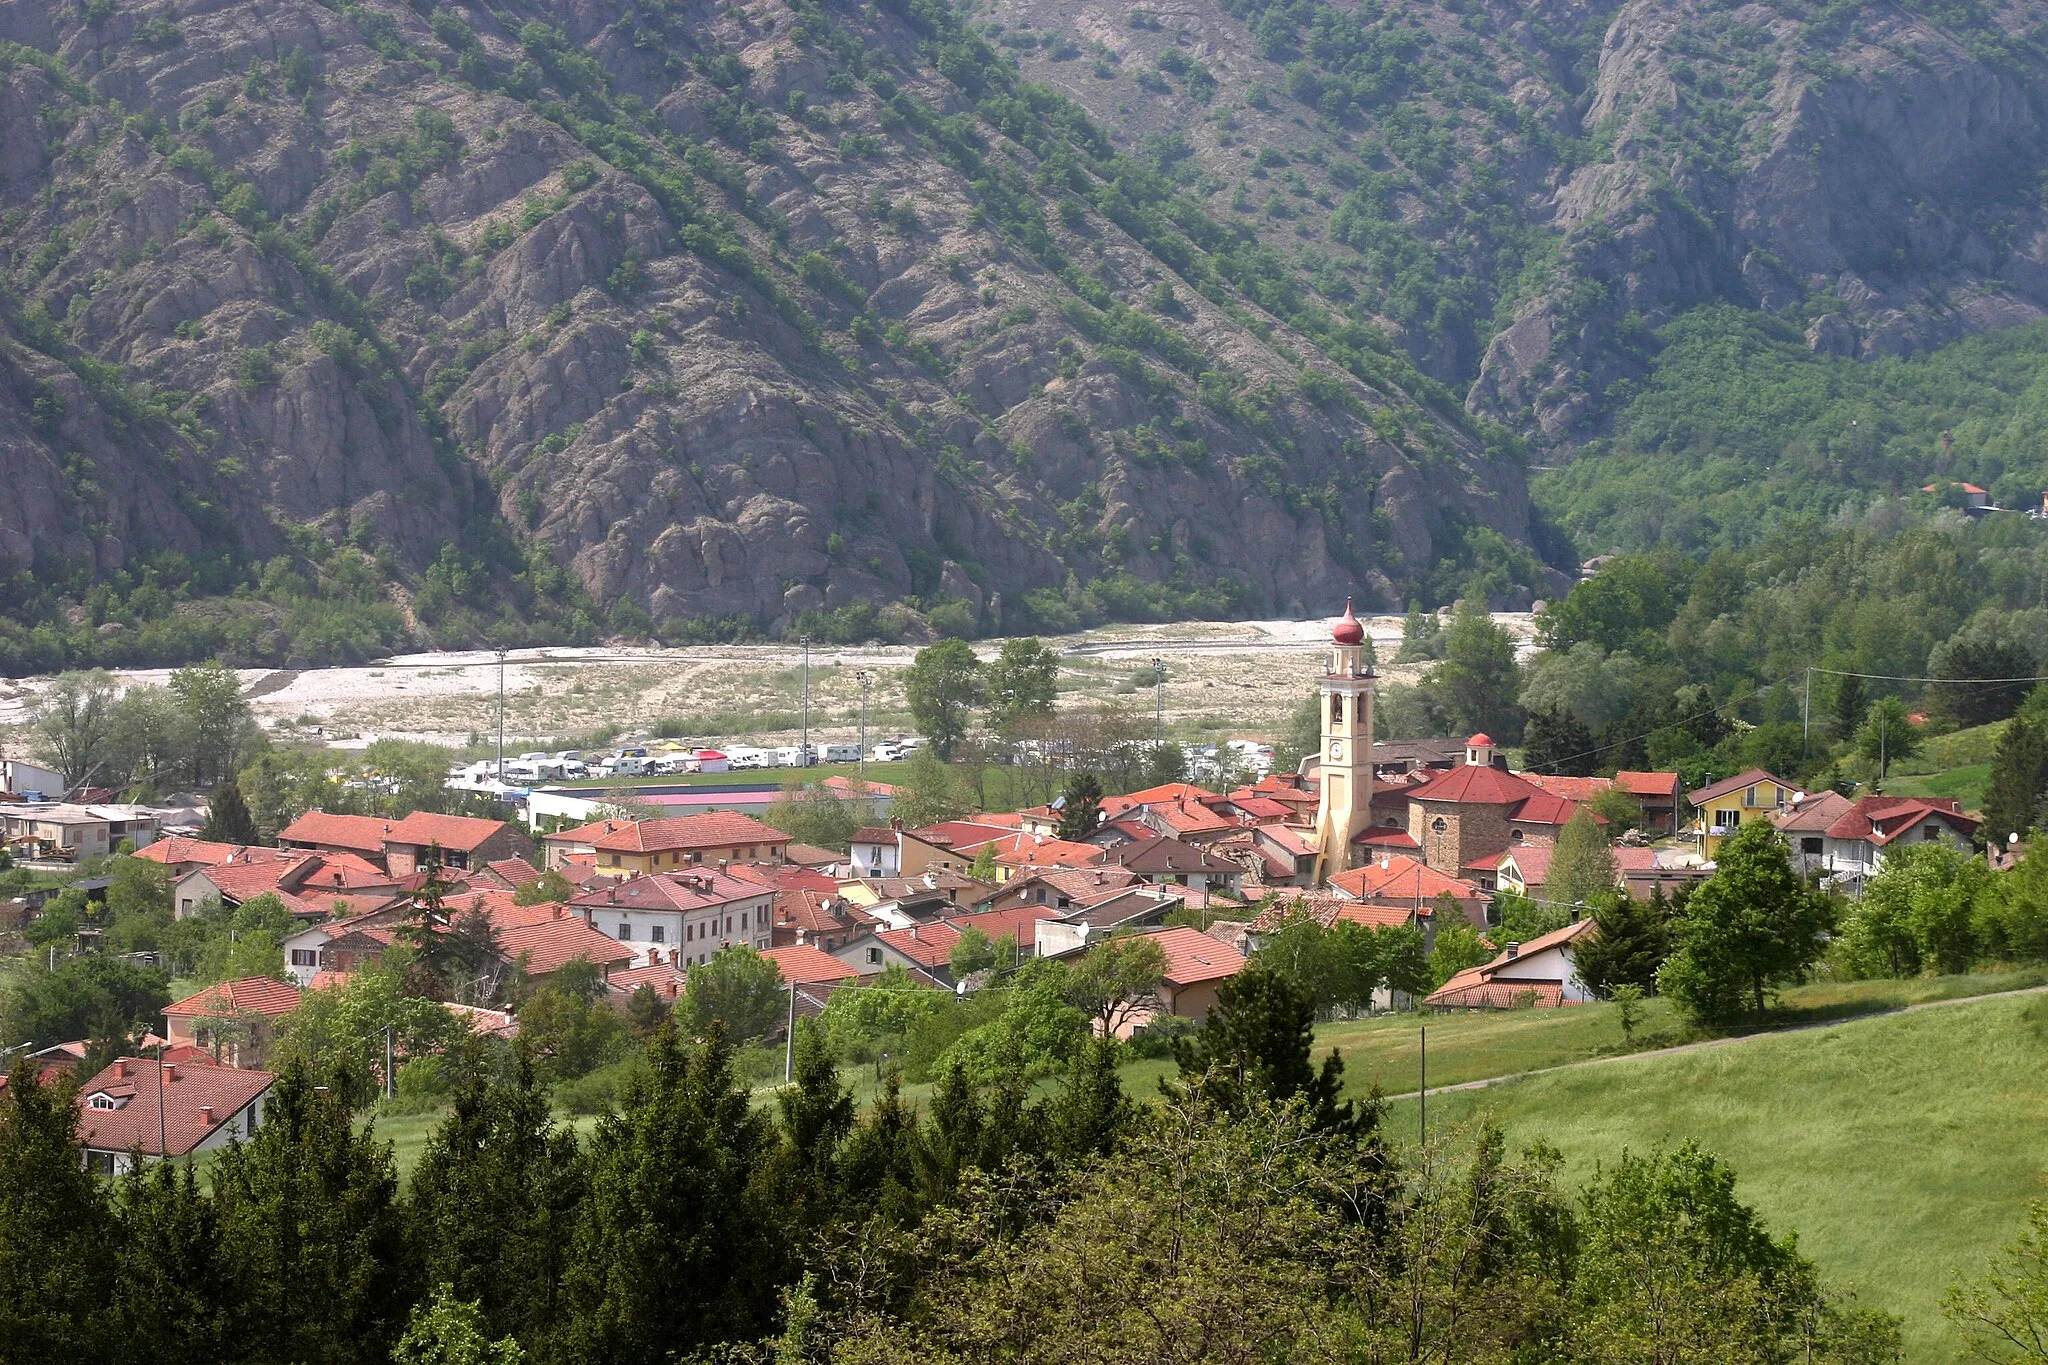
[554,1023,783,1365]
[200,780,260,847]
[211,1060,412,1365]
[1982,716,2048,850]
[0,1061,119,1365]
[115,1160,240,1363]
[772,1023,855,1236]
[407,1044,584,1349]
[1831,673,1865,742]
[1043,1034,1132,1163]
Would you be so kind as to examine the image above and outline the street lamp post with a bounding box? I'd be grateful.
[855,669,874,779]
[800,636,812,767]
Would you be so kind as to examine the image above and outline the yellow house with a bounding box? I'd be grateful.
[1689,768,1796,860]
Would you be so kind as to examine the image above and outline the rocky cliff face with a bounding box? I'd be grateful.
[976,0,2048,439]
[0,0,1546,658]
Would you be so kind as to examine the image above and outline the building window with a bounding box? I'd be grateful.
[1329,693,1344,724]
[1509,829,1524,845]
[686,923,694,942]
[617,922,631,940]
[290,949,318,967]
[651,925,665,944]
[1801,837,1823,855]
[1431,817,1448,835]
[609,854,621,866]
[866,947,882,964]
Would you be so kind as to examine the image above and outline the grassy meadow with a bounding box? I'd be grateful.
[1387,990,2048,1363]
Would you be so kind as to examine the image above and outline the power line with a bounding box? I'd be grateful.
[1806,665,2048,685]
[1520,669,1806,776]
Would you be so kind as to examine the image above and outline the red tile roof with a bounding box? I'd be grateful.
[1614,771,1682,798]
[989,833,1103,870]
[944,903,1056,947]
[384,811,517,853]
[496,917,636,977]
[77,1058,276,1157]
[1424,918,1595,1008]
[762,944,860,986]
[1226,795,1294,821]
[132,837,240,867]
[557,813,791,854]
[1824,795,1979,846]
[1508,791,1593,828]
[1517,774,1613,803]
[1355,827,1421,850]
[165,976,303,1020]
[1146,798,1237,838]
[876,922,961,970]
[606,962,690,999]
[1120,782,1222,806]
[277,811,393,854]
[569,869,770,914]
[775,888,879,937]
[483,857,545,886]
[1138,925,1246,988]
[1407,763,1543,807]
[1328,858,1481,907]
[781,842,843,868]
[1771,790,1855,835]
[1101,834,1240,876]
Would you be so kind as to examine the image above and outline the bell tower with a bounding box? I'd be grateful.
[1314,600,1375,882]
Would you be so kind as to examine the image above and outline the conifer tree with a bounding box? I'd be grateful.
[0,1061,119,1365]
[773,1023,855,1233]
[837,1073,927,1229]
[1172,963,1369,1138]
[407,1045,584,1348]
[211,1060,411,1365]
[115,1160,240,1363]
[1522,705,1597,777]
[1055,771,1105,841]
[1043,1034,1132,1162]
[555,1023,783,1364]
[1548,808,1622,907]
[1982,716,2048,849]
[1831,672,1865,742]
[200,779,260,846]
[1573,888,1675,997]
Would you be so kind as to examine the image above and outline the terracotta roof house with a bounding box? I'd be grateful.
[77,1057,276,1174]
[1032,887,1185,958]
[541,813,791,877]
[943,903,1058,959]
[781,842,843,870]
[1770,790,1856,874]
[1482,844,1660,901]
[1104,926,1246,1038]
[986,867,1145,914]
[132,837,275,878]
[276,811,394,861]
[771,888,880,952]
[496,915,637,985]
[987,832,1105,881]
[762,944,861,1003]
[1136,797,1239,843]
[848,824,973,879]
[1099,834,1243,894]
[163,977,303,1064]
[1614,770,1686,835]
[1816,795,1980,887]
[1328,858,1489,928]
[380,812,533,876]
[828,921,961,986]
[570,869,775,966]
[1426,918,1597,1010]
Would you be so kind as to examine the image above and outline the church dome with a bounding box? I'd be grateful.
[1332,599,1364,645]
[1467,733,1493,746]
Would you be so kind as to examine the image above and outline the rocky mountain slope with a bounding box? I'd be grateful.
[976,0,2048,437]
[0,0,1553,667]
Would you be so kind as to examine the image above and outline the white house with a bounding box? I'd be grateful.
[567,869,775,966]
[1424,918,1598,1009]
[1816,795,1980,888]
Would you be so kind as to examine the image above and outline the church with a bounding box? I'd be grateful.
[1310,601,1376,884]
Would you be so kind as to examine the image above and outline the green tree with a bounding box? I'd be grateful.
[1983,717,2048,849]
[0,1060,120,1365]
[1041,1033,1132,1163]
[1520,642,1642,735]
[30,670,120,791]
[1535,554,1684,654]
[114,1160,240,1362]
[392,1285,524,1365]
[1053,771,1104,841]
[168,662,257,788]
[1426,917,1493,990]
[1856,696,1920,783]
[1171,962,1366,1136]
[516,975,629,1082]
[272,954,461,1105]
[982,636,1059,730]
[765,779,871,851]
[510,868,573,906]
[200,780,259,846]
[903,639,984,760]
[772,1023,856,1234]
[1610,982,1644,1044]
[889,747,972,828]
[1929,633,2038,727]
[684,945,787,1043]
[1842,841,1987,977]
[555,1024,783,1363]
[1975,835,2048,963]
[1520,704,1597,776]
[211,1060,410,1364]
[107,854,173,922]
[1659,822,1833,1020]
[968,843,998,881]
[1831,672,1866,743]
[1063,932,1167,1034]
[408,1048,583,1346]
[1574,887,1675,996]
[948,924,999,979]
[1945,1198,2048,1364]
[1548,807,1621,907]
[1424,599,1524,741]
[1395,601,1444,662]
[1271,687,1321,774]
[0,954,170,1050]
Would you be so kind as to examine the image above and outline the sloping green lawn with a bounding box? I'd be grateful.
[1883,764,1993,810]
[1388,991,2048,1364]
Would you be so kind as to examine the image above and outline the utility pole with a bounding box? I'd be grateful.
[384,1023,395,1101]
[784,983,797,1084]
[855,669,873,779]
[1419,1024,1426,1147]
[800,636,812,768]
[1152,656,1166,737]
[495,648,508,780]
[1801,667,1811,759]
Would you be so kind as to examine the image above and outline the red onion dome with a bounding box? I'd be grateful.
[1332,598,1364,646]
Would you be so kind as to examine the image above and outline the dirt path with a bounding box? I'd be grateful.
[1377,981,2048,1103]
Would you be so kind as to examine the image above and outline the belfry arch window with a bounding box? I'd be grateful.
[1330,692,1344,724]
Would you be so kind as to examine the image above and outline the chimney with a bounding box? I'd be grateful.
[1504,942,1520,959]
[890,816,903,831]
[200,1105,214,1124]
[115,1060,129,1078]
[163,1063,178,1082]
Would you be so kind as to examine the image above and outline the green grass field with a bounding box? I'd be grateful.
[1884,763,1993,810]
[1388,990,2048,1364]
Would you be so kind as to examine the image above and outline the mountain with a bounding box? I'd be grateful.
[0,0,1557,671]
[3,0,2047,670]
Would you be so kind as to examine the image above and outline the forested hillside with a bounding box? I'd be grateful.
[4,0,2048,669]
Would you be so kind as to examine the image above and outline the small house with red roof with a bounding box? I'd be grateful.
[541,812,790,877]
[828,921,961,986]
[1328,857,1489,928]
[1098,834,1243,895]
[569,868,775,965]
[77,1056,276,1174]
[1690,769,1797,859]
[1106,926,1246,1038]
[1424,918,1598,1010]
[1614,771,1686,836]
[496,914,637,986]
[1819,795,1979,886]
[163,977,304,1063]
[848,822,967,880]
